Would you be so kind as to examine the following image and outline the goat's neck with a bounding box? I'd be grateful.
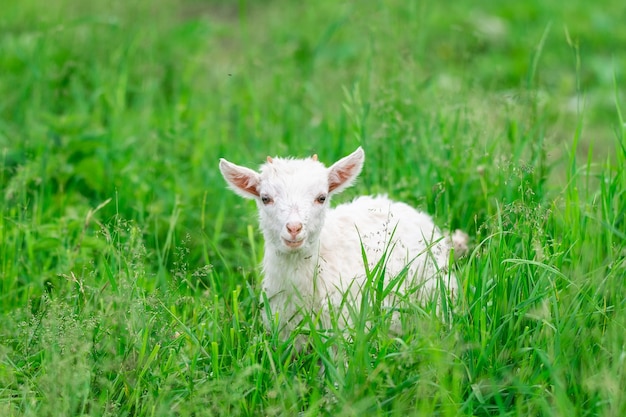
[262,243,321,298]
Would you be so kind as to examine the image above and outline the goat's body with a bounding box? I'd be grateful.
[261,195,457,335]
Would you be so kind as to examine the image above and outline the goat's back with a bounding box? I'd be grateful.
[318,195,453,294]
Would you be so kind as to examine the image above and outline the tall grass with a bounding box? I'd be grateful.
[1,0,624,415]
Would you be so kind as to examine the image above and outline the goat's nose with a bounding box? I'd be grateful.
[286,222,303,237]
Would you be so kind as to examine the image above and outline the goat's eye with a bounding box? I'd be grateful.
[315,194,327,204]
[261,195,273,205]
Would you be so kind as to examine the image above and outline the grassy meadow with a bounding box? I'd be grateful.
[1,0,625,415]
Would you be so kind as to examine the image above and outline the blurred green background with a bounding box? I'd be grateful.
[2,0,623,281]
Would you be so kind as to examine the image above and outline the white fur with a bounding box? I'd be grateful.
[219,147,467,339]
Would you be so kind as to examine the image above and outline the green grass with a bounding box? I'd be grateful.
[1,0,625,415]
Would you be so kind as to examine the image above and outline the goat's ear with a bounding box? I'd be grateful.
[328,147,365,194]
[219,159,261,199]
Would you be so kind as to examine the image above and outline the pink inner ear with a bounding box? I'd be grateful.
[231,172,260,196]
[328,163,357,192]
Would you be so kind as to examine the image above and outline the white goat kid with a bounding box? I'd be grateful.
[219,147,467,338]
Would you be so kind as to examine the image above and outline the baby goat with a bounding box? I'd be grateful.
[219,147,467,339]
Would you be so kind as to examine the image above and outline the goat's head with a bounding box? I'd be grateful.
[219,147,365,253]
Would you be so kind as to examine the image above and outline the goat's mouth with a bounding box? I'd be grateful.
[282,238,304,249]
